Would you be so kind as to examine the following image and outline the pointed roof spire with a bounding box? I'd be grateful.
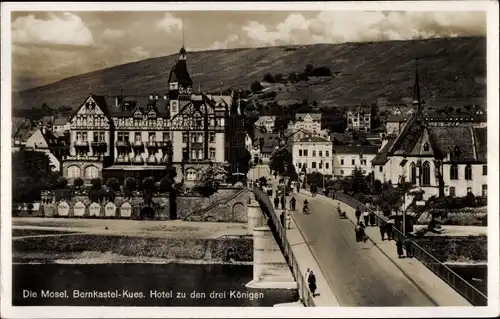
[413,57,422,111]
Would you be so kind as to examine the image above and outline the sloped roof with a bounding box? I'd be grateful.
[297,136,330,143]
[53,117,70,125]
[13,121,38,142]
[372,138,396,165]
[334,144,379,155]
[295,113,322,121]
[387,115,409,122]
[473,127,487,162]
[168,59,193,87]
[427,126,485,162]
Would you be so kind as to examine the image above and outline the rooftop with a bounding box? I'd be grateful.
[334,144,379,155]
[297,136,330,143]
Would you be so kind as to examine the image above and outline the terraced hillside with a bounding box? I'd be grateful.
[13,36,486,111]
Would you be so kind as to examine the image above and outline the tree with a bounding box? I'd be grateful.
[74,178,84,188]
[269,146,292,175]
[12,150,59,203]
[274,115,289,134]
[91,178,102,190]
[304,64,314,76]
[310,66,332,77]
[306,172,324,188]
[288,73,298,82]
[56,177,68,189]
[263,73,275,83]
[284,162,298,181]
[124,177,137,192]
[142,176,156,205]
[106,177,121,192]
[193,163,230,197]
[250,81,263,93]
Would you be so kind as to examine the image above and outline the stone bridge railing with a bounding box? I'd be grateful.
[250,185,315,307]
[334,191,488,306]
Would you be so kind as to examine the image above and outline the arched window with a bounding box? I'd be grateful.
[450,164,459,180]
[465,164,472,180]
[423,142,429,152]
[186,169,197,181]
[410,162,417,184]
[84,165,99,179]
[422,161,431,186]
[67,165,81,179]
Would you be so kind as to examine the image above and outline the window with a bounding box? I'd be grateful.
[465,164,472,180]
[209,148,216,159]
[341,159,344,165]
[67,166,80,179]
[297,163,302,168]
[319,162,323,169]
[449,187,456,197]
[340,170,344,175]
[197,149,203,160]
[117,132,128,142]
[379,166,383,172]
[326,163,329,169]
[171,101,178,113]
[482,185,487,197]
[97,132,105,142]
[186,169,197,181]
[312,162,317,169]
[209,132,216,143]
[482,165,487,175]
[467,187,472,194]
[326,151,329,157]
[450,164,459,180]
[422,161,431,185]
[82,132,88,141]
[319,151,322,157]
[304,150,308,157]
[197,133,203,143]
[84,165,99,179]
[163,132,170,141]
[149,132,156,142]
[135,132,141,142]
[182,132,188,143]
[312,151,316,157]
[299,150,303,156]
[191,133,197,143]
[76,132,82,141]
[362,159,367,165]
[410,162,417,184]
[423,142,429,152]
[351,159,355,166]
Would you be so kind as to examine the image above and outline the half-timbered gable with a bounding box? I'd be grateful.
[70,95,111,130]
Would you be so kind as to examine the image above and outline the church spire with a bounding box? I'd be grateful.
[412,57,422,111]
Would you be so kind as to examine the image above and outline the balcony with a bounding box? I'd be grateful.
[147,155,157,164]
[146,141,158,149]
[132,141,144,150]
[132,155,144,163]
[91,141,107,151]
[116,141,131,148]
[74,140,89,147]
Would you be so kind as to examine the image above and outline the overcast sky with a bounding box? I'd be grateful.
[10,10,486,91]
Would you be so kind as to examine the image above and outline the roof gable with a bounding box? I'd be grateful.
[71,95,111,121]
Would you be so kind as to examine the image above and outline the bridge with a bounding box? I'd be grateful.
[246,168,487,307]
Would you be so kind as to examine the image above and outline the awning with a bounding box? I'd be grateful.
[104,165,166,171]
[400,159,408,167]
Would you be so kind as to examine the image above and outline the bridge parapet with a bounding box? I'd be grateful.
[250,186,316,307]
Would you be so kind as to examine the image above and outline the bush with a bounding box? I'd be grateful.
[263,73,275,83]
[91,178,103,190]
[142,176,156,193]
[88,189,102,203]
[159,177,174,192]
[56,177,68,189]
[250,81,263,93]
[106,177,120,192]
[124,177,137,192]
[74,178,84,188]
[310,66,332,77]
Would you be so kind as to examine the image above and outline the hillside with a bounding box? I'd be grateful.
[13,36,486,112]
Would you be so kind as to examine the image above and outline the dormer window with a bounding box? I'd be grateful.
[423,142,429,152]
[454,146,461,157]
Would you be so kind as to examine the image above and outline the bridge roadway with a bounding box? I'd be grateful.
[270,180,436,307]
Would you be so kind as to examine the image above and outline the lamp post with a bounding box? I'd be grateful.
[398,174,407,236]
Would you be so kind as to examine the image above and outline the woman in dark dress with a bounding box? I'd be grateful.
[396,238,404,258]
[308,270,317,296]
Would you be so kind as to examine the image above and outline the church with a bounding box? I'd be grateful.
[372,67,487,200]
[61,46,247,186]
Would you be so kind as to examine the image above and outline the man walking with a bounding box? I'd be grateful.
[363,209,370,226]
[379,218,387,241]
[280,196,285,210]
[290,197,296,211]
[355,207,362,223]
[274,196,279,209]
[308,270,317,297]
[386,218,395,240]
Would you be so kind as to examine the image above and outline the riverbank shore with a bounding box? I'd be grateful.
[12,218,253,265]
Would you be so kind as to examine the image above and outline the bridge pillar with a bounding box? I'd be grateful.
[245,226,297,290]
[247,200,265,235]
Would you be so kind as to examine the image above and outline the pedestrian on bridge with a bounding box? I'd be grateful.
[274,196,279,209]
[363,209,370,226]
[290,197,296,211]
[280,196,285,210]
[369,209,376,226]
[379,219,387,241]
[280,211,285,226]
[308,270,317,296]
[396,238,404,258]
[386,218,395,240]
[355,207,362,223]
[404,237,414,258]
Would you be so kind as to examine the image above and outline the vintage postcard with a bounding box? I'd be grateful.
[1,1,499,318]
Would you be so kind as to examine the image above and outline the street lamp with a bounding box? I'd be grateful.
[398,174,408,236]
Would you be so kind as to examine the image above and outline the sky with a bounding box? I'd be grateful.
[10,10,486,91]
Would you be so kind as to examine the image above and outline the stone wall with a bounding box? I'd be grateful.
[178,188,251,223]
[14,234,253,263]
[413,236,487,262]
[38,194,170,220]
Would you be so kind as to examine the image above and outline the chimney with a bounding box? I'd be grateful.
[155,94,159,100]
[149,93,154,100]
[163,94,168,100]
[42,126,47,135]
[115,96,119,108]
